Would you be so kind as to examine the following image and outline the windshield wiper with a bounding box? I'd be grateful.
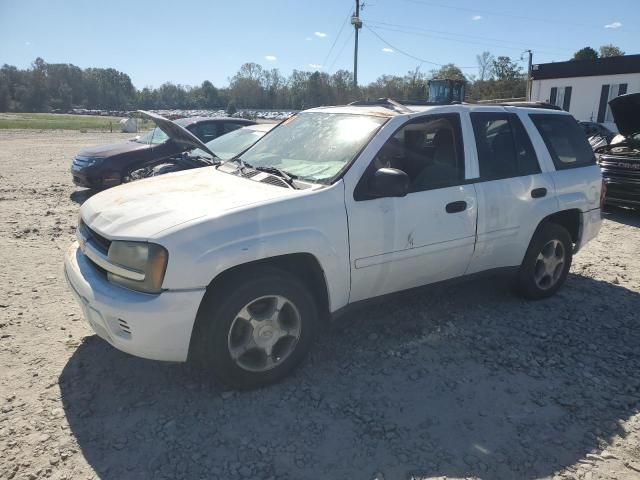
[219,155,249,172]
[218,157,298,188]
[252,166,298,188]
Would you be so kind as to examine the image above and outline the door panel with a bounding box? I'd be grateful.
[347,185,477,302]
[466,111,559,274]
[467,173,557,274]
[345,112,477,303]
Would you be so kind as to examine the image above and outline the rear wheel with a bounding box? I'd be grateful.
[517,223,573,300]
[192,267,318,389]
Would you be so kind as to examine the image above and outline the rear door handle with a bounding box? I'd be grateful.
[531,188,547,198]
[446,200,467,213]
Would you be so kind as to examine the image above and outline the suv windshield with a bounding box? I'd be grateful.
[238,112,386,184]
[191,127,269,160]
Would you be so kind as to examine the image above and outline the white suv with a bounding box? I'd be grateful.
[64,100,603,389]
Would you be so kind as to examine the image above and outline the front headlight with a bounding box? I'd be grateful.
[76,155,105,166]
[107,241,168,294]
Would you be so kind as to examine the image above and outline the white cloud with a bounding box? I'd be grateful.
[472,15,483,21]
[604,21,622,29]
[305,37,312,41]
[309,63,323,69]
[264,55,277,61]
[382,47,394,53]
[314,31,327,38]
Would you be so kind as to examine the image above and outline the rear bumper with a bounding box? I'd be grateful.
[64,242,206,362]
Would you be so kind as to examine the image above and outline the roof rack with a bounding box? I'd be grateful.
[347,98,562,112]
[484,101,562,111]
[348,98,414,113]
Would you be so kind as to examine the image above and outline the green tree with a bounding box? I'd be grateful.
[430,63,466,81]
[492,56,522,81]
[476,51,495,81]
[599,44,625,57]
[573,47,599,61]
[199,80,219,108]
[226,100,237,116]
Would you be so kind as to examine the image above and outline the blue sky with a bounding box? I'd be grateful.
[1,0,638,89]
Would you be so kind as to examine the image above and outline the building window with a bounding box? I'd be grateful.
[549,86,572,111]
[598,83,628,123]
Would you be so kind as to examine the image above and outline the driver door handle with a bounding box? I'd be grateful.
[446,201,467,213]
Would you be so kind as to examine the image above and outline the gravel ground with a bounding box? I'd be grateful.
[1,129,640,480]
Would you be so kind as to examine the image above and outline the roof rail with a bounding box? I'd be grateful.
[486,101,563,111]
[348,98,414,113]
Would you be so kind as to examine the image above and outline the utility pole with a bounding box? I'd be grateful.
[351,0,362,88]
[524,49,533,101]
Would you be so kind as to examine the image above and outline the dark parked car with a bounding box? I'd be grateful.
[130,121,276,180]
[594,93,640,208]
[580,121,615,140]
[71,114,255,189]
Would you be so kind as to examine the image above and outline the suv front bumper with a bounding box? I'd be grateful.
[64,242,206,362]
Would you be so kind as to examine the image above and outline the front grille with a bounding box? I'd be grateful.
[599,155,640,181]
[79,220,111,255]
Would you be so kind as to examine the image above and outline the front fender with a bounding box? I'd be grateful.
[160,183,351,312]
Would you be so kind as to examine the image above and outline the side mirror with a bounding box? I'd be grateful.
[370,168,409,198]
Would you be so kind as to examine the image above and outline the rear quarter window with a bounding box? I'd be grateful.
[529,114,596,170]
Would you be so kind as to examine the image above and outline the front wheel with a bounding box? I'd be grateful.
[517,223,573,300]
[192,267,318,389]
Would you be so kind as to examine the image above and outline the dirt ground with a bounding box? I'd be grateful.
[1,129,640,480]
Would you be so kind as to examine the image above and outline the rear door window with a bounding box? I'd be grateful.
[470,112,540,181]
[529,114,596,169]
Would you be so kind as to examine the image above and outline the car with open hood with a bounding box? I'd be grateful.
[64,100,603,389]
[593,93,640,207]
[129,122,275,180]
[71,112,255,189]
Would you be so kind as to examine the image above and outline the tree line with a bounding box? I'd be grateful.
[0,46,623,113]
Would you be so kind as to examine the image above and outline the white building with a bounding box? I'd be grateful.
[531,54,640,132]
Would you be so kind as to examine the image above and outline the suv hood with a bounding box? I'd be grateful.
[137,110,216,157]
[80,167,297,239]
[609,93,640,137]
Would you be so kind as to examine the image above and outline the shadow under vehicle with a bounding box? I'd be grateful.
[59,272,640,480]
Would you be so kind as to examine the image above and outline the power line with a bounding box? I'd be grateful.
[364,24,475,69]
[322,5,354,70]
[366,19,574,55]
[328,30,355,73]
[368,23,557,57]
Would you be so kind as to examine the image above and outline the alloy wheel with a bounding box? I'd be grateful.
[227,295,302,372]
[533,239,566,290]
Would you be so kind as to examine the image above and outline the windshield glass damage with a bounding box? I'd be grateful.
[235,112,386,184]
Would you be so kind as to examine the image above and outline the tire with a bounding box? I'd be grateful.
[191,267,318,389]
[516,223,573,300]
